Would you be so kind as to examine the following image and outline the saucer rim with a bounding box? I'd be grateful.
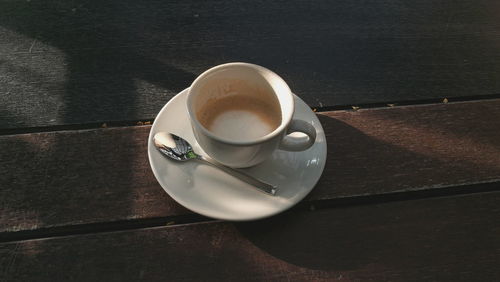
[148,88,327,221]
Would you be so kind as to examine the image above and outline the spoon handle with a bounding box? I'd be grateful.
[197,157,277,196]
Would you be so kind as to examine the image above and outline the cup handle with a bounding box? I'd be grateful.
[278,119,317,151]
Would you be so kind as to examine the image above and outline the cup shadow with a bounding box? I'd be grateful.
[234,114,500,271]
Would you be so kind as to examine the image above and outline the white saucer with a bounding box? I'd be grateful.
[148,89,327,221]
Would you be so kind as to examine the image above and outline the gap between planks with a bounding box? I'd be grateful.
[2,96,500,136]
[1,181,499,244]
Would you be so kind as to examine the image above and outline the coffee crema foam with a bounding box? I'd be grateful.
[197,95,281,141]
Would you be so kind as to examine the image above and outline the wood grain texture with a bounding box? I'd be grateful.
[0,126,190,233]
[2,0,500,128]
[315,99,500,199]
[1,100,500,233]
[1,192,499,281]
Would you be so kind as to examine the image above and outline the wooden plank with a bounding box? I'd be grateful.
[1,100,500,233]
[0,125,190,233]
[1,192,499,281]
[314,99,500,199]
[2,0,500,128]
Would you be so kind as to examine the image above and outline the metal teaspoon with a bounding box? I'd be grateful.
[153,132,277,196]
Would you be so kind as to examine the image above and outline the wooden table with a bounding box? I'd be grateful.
[1,1,500,281]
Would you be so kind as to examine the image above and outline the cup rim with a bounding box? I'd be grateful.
[187,62,294,146]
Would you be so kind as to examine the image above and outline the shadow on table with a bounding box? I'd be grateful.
[235,114,500,271]
[4,0,498,128]
[0,0,197,128]
[0,0,196,232]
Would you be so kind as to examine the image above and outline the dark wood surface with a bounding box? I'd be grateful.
[2,99,499,234]
[2,1,500,280]
[2,0,500,128]
[1,192,499,281]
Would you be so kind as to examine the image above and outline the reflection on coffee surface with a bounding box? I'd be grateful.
[197,95,281,141]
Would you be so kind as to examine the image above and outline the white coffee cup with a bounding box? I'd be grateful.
[187,62,316,168]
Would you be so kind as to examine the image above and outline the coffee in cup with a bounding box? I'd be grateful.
[196,79,282,141]
[187,62,316,168]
